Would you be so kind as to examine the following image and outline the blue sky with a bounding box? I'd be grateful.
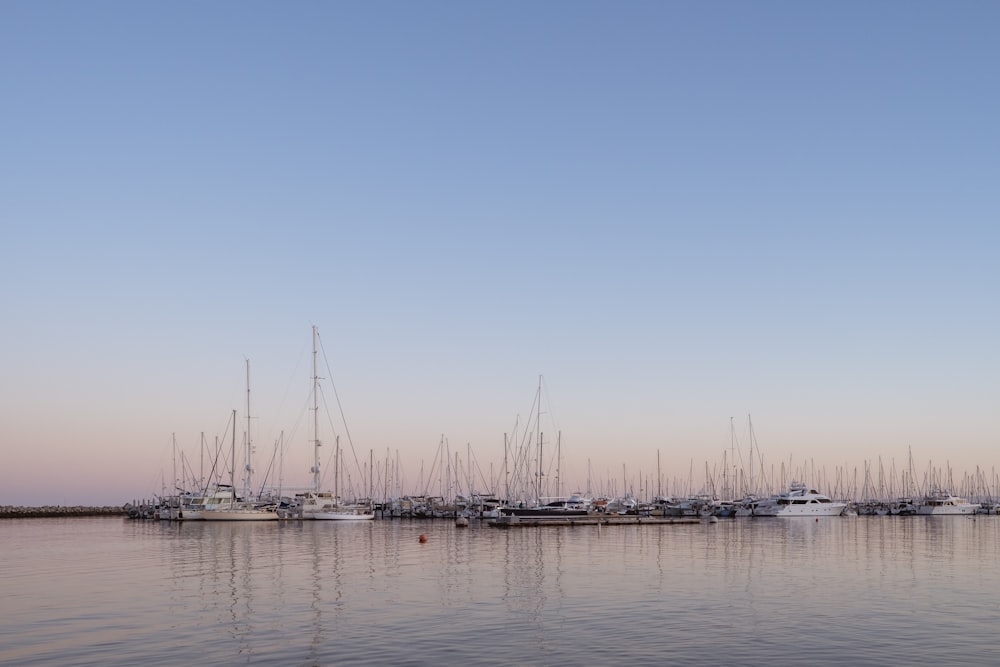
[2,2,998,505]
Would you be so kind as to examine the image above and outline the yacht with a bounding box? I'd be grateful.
[312,503,375,521]
[915,488,979,515]
[182,485,238,520]
[753,482,848,517]
[499,494,593,520]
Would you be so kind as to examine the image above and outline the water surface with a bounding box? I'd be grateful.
[2,516,998,666]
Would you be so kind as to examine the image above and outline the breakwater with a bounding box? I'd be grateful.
[1,505,126,519]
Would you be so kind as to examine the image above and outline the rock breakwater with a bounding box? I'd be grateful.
[1,505,127,519]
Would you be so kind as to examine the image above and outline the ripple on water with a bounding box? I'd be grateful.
[3,516,1000,666]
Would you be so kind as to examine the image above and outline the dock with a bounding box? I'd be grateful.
[490,515,702,527]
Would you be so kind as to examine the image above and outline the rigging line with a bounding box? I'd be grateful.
[319,387,364,490]
[317,329,364,475]
[539,374,560,434]
[205,410,236,494]
[266,389,312,488]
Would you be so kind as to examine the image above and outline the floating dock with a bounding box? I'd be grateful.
[490,515,702,527]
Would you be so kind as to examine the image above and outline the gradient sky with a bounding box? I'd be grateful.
[3,2,998,506]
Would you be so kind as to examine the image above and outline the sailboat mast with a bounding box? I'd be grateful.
[312,325,321,493]
[657,450,661,498]
[748,414,754,496]
[231,409,237,503]
[557,431,562,499]
[535,375,542,504]
[245,360,253,500]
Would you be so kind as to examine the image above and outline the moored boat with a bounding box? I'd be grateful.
[915,488,979,515]
[313,503,375,521]
[753,482,848,517]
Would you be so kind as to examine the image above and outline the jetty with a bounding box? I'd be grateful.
[1,505,127,519]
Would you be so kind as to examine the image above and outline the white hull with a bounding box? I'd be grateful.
[755,503,848,517]
[916,504,979,515]
[313,508,375,521]
[200,507,280,521]
[916,490,979,515]
[754,482,847,517]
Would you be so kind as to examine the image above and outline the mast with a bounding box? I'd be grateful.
[556,431,562,498]
[245,359,253,501]
[172,433,177,495]
[230,409,237,505]
[311,325,321,493]
[748,414,754,496]
[535,375,542,503]
[504,433,510,502]
[200,432,205,493]
[657,450,661,498]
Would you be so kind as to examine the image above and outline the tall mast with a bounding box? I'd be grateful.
[245,359,253,500]
[748,414,754,496]
[172,433,177,495]
[311,325,321,493]
[556,431,562,498]
[657,450,661,498]
[230,409,237,504]
[535,375,542,503]
[504,433,510,502]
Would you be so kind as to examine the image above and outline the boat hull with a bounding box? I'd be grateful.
[199,509,280,521]
[916,505,979,515]
[752,483,848,517]
[754,504,848,517]
[312,511,375,521]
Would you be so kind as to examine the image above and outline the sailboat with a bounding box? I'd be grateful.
[201,362,279,521]
[497,376,591,523]
[304,326,374,521]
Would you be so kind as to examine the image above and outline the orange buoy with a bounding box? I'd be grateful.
[419,534,427,543]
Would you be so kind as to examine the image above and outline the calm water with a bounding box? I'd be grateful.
[2,516,999,666]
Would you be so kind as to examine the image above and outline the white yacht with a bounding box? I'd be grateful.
[313,503,375,521]
[753,482,848,517]
[915,488,979,515]
[182,485,238,520]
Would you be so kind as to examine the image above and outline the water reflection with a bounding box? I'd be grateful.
[5,517,1000,666]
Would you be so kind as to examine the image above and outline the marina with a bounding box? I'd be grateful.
[122,340,1000,528]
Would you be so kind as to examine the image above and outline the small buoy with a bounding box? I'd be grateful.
[455,517,469,528]
[815,518,819,522]
[418,534,428,543]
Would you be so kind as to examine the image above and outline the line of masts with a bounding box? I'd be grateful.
[155,338,1000,507]
[161,422,1000,507]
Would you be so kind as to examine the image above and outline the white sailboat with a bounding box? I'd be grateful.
[311,440,375,520]
[202,363,279,521]
[305,326,374,522]
[497,376,589,523]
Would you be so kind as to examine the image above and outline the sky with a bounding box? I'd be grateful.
[2,1,998,506]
